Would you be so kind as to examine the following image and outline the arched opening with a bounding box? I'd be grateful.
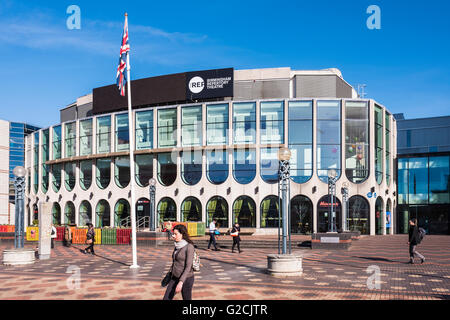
[136,197,150,228]
[181,150,202,186]
[96,158,111,189]
[64,201,76,225]
[80,160,92,190]
[79,201,92,226]
[157,153,177,186]
[386,199,392,234]
[291,195,313,234]
[348,195,370,235]
[317,195,341,233]
[157,197,177,226]
[52,202,61,225]
[232,196,256,228]
[206,149,228,184]
[114,156,130,188]
[260,195,281,228]
[114,199,130,227]
[375,197,384,235]
[95,200,110,228]
[206,196,228,228]
[181,197,202,222]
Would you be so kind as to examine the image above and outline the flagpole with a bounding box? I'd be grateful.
[125,13,139,269]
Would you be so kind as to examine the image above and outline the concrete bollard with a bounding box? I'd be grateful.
[267,254,303,277]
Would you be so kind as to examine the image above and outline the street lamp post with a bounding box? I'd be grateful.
[341,182,349,232]
[327,169,338,233]
[13,166,26,248]
[149,178,156,231]
[278,148,291,255]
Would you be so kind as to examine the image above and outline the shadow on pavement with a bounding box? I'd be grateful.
[67,244,130,266]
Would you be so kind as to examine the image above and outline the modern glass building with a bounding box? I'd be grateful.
[24,67,397,235]
[395,114,450,235]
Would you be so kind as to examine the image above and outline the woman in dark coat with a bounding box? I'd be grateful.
[83,223,95,255]
[408,218,425,264]
[231,222,242,253]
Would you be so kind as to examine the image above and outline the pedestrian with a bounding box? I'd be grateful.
[408,218,425,264]
[163,224,195,300]
[51,225,57,249]
[231,222,242,253]
[207,219,219,251]
[163,220,173,240]
[63,225,72,247]
[83,223,95,255]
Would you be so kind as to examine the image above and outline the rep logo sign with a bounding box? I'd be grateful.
[188,76,205,94]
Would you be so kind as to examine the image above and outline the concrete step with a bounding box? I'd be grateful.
[158,239,312,249]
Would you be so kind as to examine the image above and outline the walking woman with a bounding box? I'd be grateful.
[408,218,425,264]
[63,225,72,247]
[231,222,242,253]
[83,223,95,255]
[163,224,195,300]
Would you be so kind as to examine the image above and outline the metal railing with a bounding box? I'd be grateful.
[119,216,149,230]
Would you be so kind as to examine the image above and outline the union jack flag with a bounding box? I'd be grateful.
[116,15,130,96]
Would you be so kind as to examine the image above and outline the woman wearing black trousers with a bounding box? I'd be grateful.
[231,223,242,253]
[83,223,95,255]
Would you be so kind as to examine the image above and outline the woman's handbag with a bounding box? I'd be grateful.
[86,238,93,244]
[161,271,172,287]
[230,231,238,237]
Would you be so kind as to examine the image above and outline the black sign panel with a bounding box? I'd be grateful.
[186,68,233,100]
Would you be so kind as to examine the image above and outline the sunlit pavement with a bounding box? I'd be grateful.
[0,235,449,300]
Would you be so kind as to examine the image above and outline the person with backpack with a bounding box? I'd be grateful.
[163,224,195,300]
[207,219,219,251]
[231,222,242,253]
[83,223,95,255]
[408,218,425,264]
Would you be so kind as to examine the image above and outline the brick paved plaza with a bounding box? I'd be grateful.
[0,235,449,300]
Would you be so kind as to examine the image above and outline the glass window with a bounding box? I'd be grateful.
[348,196,370,235]
[64,202,76,225]
[96,200,110,228]
[114,156,130,188]
[345,101,369,183]
[33,132,39,194]
[157,198,177,225]
[233,196,256,228]
[64,122,76,158]
[157,152,177,186]
[79,201,92,226]
[206,149,228,184]
[260,148,279,184]
[79,160,92,190]
[375,105,383,184]
[114,199,130,227]
[181,197,202,222]
[97,116,111,154]
[398,158,409,204]
[375,197,384,235]
[429,156,450,204]
[41,129,49,194]
[158,108,177,148]
[52,164,62,193]
[96,158,111,189]
[290,195,313,234]
[260,196,281,228]
[52,126,62,160]
[289,101,313,184]
[233,148,256,184]
[181,150,202,186]
[136,110,153,150]
[64,162,76,191]
[79,119,93,156]
[408,157,428,204]
[52,203,61,225]
[207,103,228,145]
[233,102,256,144]
[182,106,202,146]
[317,195,341,233]
[206,196,228,228]
[385,113,391,186]
[115,113,129,152]
[260,101,284,144]
[317,100,341,182]
[135,154,153,187]
[41,164,49,194]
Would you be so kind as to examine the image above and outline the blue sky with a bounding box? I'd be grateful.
[1,0,449,128]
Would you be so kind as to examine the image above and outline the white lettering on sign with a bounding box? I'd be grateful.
[207,77,232,89]
[189,76,205,94]
[320,237,340,243]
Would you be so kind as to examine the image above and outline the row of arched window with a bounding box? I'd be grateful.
[32,195,392,235]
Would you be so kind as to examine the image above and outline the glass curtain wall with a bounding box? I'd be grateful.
[96,158,111,189]
[260,101,284,144]
[65,122,76,158]
[181,151,202,185]
[64,162,76,191]
[345,101,369,183]
[260,148,279,183]
[206,149,228,184]
[41,129,49,193]
[317,100,341,182]
[79,119,93,156]
[115,113,129,152]
[158,109,177,148]
[157,153,177,186]
[97,116,111,154]
[79,160,92,190]
[233,102,256,144]
[114,156,130,188]
[385,113,391,186]
[33,132,39,193]
[135,154,153,187]
[233,148,256,184]
[375,105,384,184]
[207,103,228,145]
[52,164,62,192]
[289,100,313,184]
[52,126,62,160]
[136,110,153,150]
[181,106,202,146]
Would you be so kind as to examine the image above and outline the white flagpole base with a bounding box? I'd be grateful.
[130,264,140,269]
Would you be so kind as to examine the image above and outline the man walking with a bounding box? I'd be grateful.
[408,218,425,264]
[208,219,219,251]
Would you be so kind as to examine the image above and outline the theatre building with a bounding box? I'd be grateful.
[24,67,397,236]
